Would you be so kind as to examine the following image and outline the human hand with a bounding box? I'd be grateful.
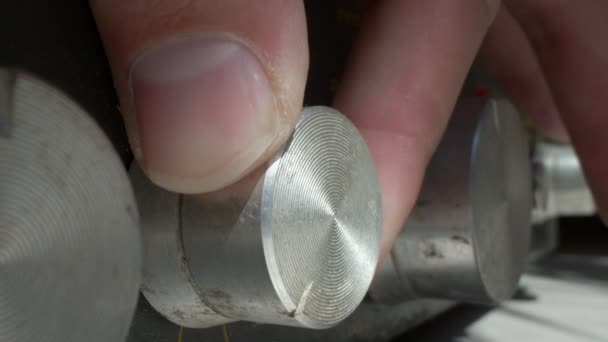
[89,0,608,265]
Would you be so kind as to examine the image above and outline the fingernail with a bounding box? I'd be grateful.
[130,36,277,193]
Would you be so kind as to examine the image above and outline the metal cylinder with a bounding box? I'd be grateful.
[0,69,141,342]
[532,140,595,223]
[131,106,382,329]
[371,98,532,304]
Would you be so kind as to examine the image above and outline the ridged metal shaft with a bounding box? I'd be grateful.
[132,106,382,329]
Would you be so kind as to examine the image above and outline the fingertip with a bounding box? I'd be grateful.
[129,35,280,193]
[91,0,308,193]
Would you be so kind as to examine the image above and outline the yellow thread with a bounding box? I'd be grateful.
[222,325,230,342]
[177,326,184,342]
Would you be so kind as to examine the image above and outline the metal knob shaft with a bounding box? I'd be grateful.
[0,69,141,342]
[132,106,382,329]
[371,98,532,304]
[532,140,596,222]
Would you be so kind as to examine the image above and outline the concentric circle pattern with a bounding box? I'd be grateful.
[263,107,381,328]
[0,71,141,342]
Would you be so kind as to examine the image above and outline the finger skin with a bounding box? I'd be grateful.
[90,0,309,193]
[479,5,569,142]
[506,0,608,221]
[334,0,500,262]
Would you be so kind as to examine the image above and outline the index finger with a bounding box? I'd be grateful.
[333,0,501,262]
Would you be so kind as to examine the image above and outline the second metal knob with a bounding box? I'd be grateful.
[371,98,532,304]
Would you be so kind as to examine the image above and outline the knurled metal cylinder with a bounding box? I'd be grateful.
[132,106,382,329]
[0,69,141,342]
[371,98,532,304]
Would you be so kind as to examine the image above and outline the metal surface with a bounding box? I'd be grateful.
[130,166,231,329]
[132,106,382,329]
[0,69,141,341]
[532,141,595,223]
[371,98,532,304]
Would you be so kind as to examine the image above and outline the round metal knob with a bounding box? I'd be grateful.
[371,98,532,304]
[132,106,382,329]
[0,69,141,341]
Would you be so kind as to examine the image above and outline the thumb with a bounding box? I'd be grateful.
[90,0,308,193]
